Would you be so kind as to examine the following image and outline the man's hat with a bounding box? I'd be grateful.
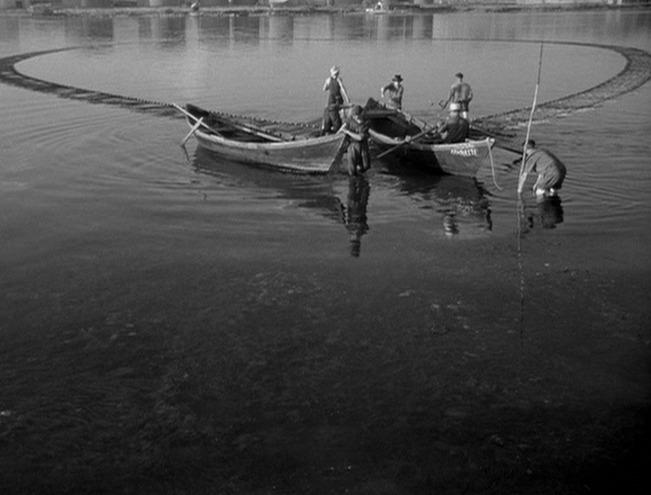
[455,72,463,79]
[449,102,461,112]
[392,74,403,82]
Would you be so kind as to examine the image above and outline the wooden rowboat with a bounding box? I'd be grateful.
[179,104,347,174]
[364,98,495,178]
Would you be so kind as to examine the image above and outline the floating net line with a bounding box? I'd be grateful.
[1,41,650,136]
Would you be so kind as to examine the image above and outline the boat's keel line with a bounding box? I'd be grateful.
[1,41,649,136]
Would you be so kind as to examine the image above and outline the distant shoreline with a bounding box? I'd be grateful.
[1,3,650,18]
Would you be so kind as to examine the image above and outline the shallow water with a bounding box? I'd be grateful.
[1,9,650,494]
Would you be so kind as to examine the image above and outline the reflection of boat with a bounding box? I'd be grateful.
[378,164,492,236]
[192,147,371,254]
[364,98,495,177]
[180,104,347,174]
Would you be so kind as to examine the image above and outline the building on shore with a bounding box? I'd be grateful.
[0,0,648,11]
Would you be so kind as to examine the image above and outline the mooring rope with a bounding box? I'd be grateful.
[487,144,502,191]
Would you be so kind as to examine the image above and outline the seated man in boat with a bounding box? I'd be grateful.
[341,105,371,176]
[517,139,567,197]
[322,66,350,134]
[380,74,404,109]
[435,102,469,144]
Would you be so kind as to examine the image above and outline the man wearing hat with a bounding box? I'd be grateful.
[341,105,371,176]
[436,102,469,144]
[322,65,350,134]
[439,72,473,119]
[380,74,404,109]
[518,140,567,197]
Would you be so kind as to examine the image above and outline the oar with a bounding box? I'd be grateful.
[374,116,440,160]
[180,116,204,146]
[375,127,435,159]
[495,143,524,155]
[173,103,284,143]
[174,103,224,136]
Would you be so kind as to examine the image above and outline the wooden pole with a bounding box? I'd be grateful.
[518,43,544,184]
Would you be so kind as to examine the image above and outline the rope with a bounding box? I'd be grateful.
[487,143,502,191]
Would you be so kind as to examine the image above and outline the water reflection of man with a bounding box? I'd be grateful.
[342,176,370,257]
[520,195,564,232]
[535,195,564,229]
[322,65,350,134]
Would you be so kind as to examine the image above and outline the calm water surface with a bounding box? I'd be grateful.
[1,9,650,494]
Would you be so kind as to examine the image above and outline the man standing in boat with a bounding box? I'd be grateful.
[439,72,473,119]
[380,74,404,109]
[518,140,567,197]
[322,66,350,134]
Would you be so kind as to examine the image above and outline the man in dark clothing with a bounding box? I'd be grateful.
[341,105,371,176]
[322,65,350,134]
[518,139,567,197]
[437,102,469,144]
[380,74,404,109]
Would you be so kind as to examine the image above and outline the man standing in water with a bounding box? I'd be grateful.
[341,105,371,176]
[518,140,567,197]
[322,66,350,134]
[380,74,404,109]
[439,72,473,119]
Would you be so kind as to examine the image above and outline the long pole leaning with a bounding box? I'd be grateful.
[518,42,544,182]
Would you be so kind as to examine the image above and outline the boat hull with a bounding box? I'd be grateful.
[365,98,494,177]
[369,130,494,177]
[182,104,346,174]
[193,129,346,174]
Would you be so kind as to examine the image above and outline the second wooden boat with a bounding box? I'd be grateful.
[364,98,495,177]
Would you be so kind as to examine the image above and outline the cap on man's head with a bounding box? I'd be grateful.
[393,74,403,82]
[455,72,463,79]
[351,105,363,115]
[449,102,461,112]
[330,65,340,75]
[524,139,536,148]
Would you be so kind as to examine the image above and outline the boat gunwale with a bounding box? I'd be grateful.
[192,125,346,151]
